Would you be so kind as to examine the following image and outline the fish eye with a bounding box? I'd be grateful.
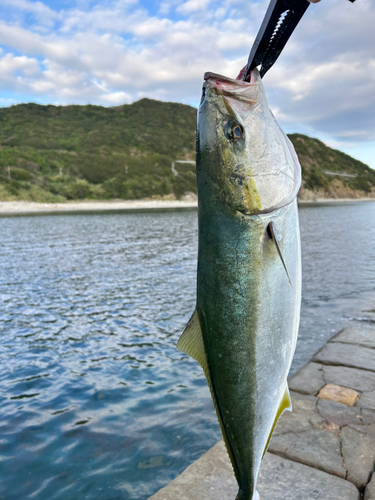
[232,125,242,139]
[225,121,244,142]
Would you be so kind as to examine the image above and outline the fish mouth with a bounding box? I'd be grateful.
[204,70,259,91]
[202,70,262,115]
[203,70,261,95]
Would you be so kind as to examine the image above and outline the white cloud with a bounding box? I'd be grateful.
[0,0,372,165]
[0,53,39,75]
[177,0,211,14]
[101,91,132,103]
[0,0,56,17]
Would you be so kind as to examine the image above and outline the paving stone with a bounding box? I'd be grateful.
[257,453,359,500]
[331,327,375,349]
[313,343,375,372]
[361,409,375,425]
[268,429,346,479]
[359,391,375,411]
[318,384,359,406]
[341,425,375,488]
[290,390,317,402]
[365,473,375,500]
[322,365,375,393]
[288,362,325,395]
[273,394,324,436]
[316,399,362,427]
[349,422,375,438]
[148,441,237,500]
[148,440,360,500]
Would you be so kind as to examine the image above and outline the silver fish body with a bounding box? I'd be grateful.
[178,69,302,500]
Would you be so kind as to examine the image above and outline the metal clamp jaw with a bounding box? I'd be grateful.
[243,0,356,81]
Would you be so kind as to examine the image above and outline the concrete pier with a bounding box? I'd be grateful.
[148,325,375,499]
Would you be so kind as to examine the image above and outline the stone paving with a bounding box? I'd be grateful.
[148,325,375,499]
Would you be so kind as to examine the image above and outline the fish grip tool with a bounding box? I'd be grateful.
[243,0,356,80]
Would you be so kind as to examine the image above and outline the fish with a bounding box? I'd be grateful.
[177,68,302,500]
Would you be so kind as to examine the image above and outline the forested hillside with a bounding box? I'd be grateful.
[0,99,373,202]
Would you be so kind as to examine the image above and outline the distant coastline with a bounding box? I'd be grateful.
[298,197,375,207]
[0,199,198,217]
[1,197,375,217]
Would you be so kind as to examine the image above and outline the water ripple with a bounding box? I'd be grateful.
[0,205,375,499]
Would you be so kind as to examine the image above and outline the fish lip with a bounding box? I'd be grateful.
[204,71,258,87]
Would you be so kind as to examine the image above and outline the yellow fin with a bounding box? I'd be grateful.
[177,310,240,481]
[262,385,292,459]
[177,309,208,371]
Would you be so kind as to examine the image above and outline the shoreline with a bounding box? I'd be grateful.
[0,197,374,217]
[0,199,198,217]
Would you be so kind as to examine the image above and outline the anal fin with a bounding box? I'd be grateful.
[177,309,240,482]
[177,309,208,371]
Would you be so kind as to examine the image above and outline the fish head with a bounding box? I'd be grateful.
[197,69,301,215]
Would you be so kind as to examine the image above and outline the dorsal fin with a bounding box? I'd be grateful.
[177,310,240,482]
[262,385,292,458]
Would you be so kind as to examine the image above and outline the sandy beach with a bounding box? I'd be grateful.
[0,197,374,216]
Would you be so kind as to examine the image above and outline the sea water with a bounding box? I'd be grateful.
[1,202,375,499]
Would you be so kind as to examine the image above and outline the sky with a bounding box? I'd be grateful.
[0,0,374,167]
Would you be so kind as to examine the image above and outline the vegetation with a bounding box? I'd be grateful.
[0,100,373,202]
[290,134,375,198]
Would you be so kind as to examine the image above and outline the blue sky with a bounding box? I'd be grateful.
[0,0,374,167]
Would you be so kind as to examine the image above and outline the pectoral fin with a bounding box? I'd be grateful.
[267,221,291,285]
[262,385,292,458]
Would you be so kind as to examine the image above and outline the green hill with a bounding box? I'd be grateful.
[289,133,375,200]
[0,99,373,202]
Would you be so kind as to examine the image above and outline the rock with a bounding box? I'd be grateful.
[148,440,237,500]
[317,384,359,406]
[273,394,324,436]
[350,422,375,438]
[268,429,346,479]
[331,327,375,349]
[359,390,375,411]
[313,343,375,372]
[290,391,318,402]
[340,425,375,489]
[316,399,362,427]
[289,362,325,395]
[361,409,375,425]
[257,453,359,500]
[323,421,341,432]
[365,473,375,500]
[148,440,360,500]
[322,365,375,393]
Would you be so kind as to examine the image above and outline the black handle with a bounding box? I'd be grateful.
[244,0,310,80]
